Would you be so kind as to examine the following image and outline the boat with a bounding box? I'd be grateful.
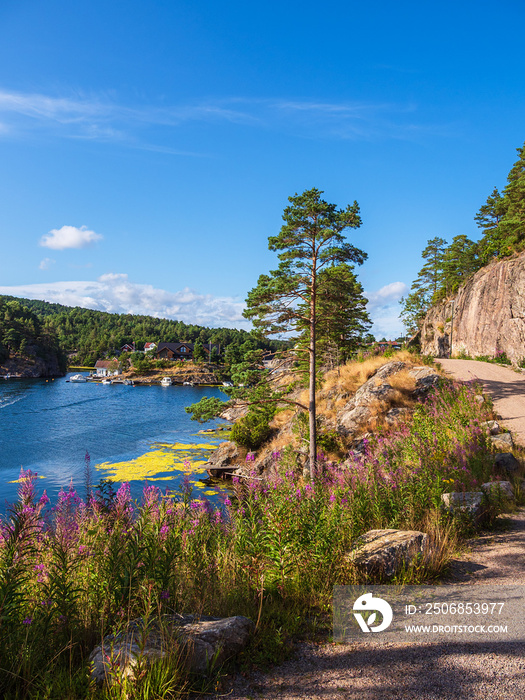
[70,374,87,383]
[123,379,134,386]
[161,377,172,386]
[183,381,194,386]
[222,381,233,387]
[101,378,112,385]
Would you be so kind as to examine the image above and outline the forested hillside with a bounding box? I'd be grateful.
[0,297,65,375]
[0,296,285,366]
[401,140,525,333]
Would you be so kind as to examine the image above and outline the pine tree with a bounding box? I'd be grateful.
[441,235,480,294]
[244,188,366,478]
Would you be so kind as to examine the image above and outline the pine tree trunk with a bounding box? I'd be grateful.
[309,265,317,481]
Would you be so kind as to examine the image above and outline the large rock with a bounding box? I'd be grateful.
[420,252,525,362]
[481,420,501,435]
[490,432,514,451]
[494,452,521,474]
[407,366,441,397]
[89,614,254,684]
[441,491,485,520]
[336,361,406,436]
[348,529,429,579]
[481,480,515,502]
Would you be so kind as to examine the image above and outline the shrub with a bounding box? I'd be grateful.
[230,411,272,450]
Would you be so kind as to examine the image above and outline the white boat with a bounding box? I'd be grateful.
[183,381,194,386]
[222,381,233,387]
[70,374,87,383]
[123,379,134,386]
[101,378,112,385]
[161,376,172,386]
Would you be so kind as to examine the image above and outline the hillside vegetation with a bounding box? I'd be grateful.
[0,297,65,377]
[0,296,286,367]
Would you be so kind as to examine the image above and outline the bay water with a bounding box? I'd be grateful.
[0,374,228,508]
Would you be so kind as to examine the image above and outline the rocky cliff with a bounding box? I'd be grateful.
[0,344,65,378]
[420,252,525,362]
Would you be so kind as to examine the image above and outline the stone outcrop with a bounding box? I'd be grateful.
[89,614,254,684]
[348,529,429,579]
[407,366,441,397]
[204,441,246,475]
[494,452,521,474]
[1,346,64,378]
[336,361,406,436]
[490,432,514,451]
[441,492,486,520]
[481,480,515,502]
[420,252,525,362]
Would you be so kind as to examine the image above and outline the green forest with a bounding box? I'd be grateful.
[0,295,288,369]
[401,140,525,333]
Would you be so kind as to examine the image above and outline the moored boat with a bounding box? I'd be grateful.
[70,374,87,383]
[161,376,172,386]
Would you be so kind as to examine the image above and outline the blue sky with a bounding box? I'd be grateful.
[0,0,524,337]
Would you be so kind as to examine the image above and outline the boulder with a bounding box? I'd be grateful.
[336,361,406,436]
[348,528,429,579]
[490,432,513,451]
[481,420,500,435]
[407,366,441,397]
[474,395,485,405]
[481,480,515,502]
[494,452,521,475]
[89,614,254,684]
[441,491,485,520]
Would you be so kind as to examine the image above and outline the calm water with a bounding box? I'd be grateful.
[0,374,228,507]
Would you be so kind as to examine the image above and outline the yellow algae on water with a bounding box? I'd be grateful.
[95,441,217,482]
[9,475,46,483]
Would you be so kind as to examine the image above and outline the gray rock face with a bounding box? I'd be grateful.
[420,252,525,362]
[348,529,429,579]
[490,432,514,451]
[481,480,515,502]
[336,361,406,436]
[441,492,485,520]
[494,452,521,474]
[89,614,254,684]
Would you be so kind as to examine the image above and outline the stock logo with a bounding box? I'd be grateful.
[353,593,393,633]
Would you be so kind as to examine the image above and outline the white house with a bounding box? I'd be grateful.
[94,359,122,377]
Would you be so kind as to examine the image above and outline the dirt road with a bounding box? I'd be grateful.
[437,358,525,447]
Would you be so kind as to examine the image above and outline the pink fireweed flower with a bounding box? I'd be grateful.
[246,452,256,462]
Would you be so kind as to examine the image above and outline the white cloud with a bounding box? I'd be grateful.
[39,257,55,270]
[365,281,408,309]
[365,281,408,339]
[0,275,249,330]
[40,225,103,250]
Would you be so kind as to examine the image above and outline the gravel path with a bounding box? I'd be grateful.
[436,358,525,447]
[215,510,525,700]
[205,361,525,700]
